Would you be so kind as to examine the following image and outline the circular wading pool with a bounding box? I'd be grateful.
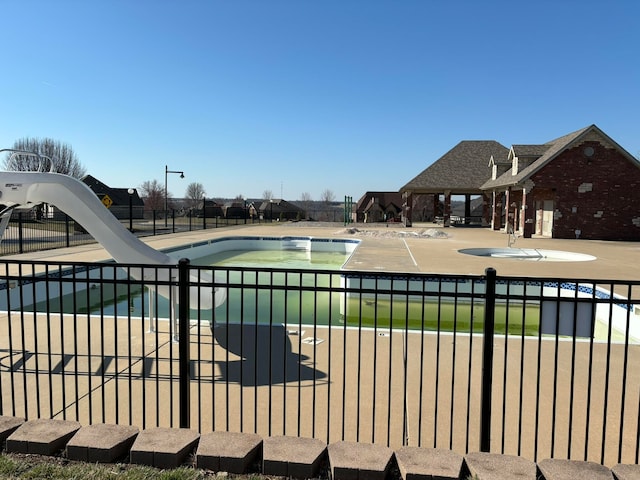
[458,247,596,262]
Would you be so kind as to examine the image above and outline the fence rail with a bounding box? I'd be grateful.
[0,258,638,466]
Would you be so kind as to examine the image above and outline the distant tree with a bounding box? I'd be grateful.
[320,189,335,204]
[140,179,165,211]
[235,194,244,201]
[3,137,86,178]
[185,182,206,209]
[299,192,312,219]
[263,189,273,200]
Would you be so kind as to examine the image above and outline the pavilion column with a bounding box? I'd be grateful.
[522,186,535,238]
[464,194,471,224]
[491,191,499,230]
[504,189,511,233]
[482,192,491,227]
[443,190,452,227]
[402,191,413,227]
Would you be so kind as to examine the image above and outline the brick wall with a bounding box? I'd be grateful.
[531,141,640,241]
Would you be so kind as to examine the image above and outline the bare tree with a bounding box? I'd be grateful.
[263,189,273,200]
[299,192,312,219]
[3,137,86,178]
[139,180,165,212]
[320,189,335,204]
[186,182,206,209]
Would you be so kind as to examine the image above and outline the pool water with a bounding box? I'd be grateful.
[53,249,350,320]
[192,249,350,270]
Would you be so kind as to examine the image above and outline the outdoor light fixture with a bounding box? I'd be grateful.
[128,188,134,232]
[164,165,185,227]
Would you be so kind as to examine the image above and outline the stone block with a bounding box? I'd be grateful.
[196,431,262,473]
[395,446,463,480]
[0,416,25,447]
[130,427,200,469]
[6,419,81,455]
[66,424,139,463]
[464,451,536,480]
[328,441,393,480]
[537,458,613,480]
[612,463,640,480]
[262,435,326,479]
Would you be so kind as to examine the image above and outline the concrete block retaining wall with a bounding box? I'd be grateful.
[1,416,639,480]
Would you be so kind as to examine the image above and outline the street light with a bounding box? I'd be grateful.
[127,188,134,232]
[164,165,184,227]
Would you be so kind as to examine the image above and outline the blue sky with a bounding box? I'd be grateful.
[2,1,639,201]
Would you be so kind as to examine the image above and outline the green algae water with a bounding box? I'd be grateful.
[46,248,541,336]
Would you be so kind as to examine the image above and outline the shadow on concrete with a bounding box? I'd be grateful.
[213,324,326,386]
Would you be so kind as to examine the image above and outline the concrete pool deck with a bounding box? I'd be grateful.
[4,221,640,280]
[1,222,639,467]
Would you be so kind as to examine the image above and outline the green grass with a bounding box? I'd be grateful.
[0,454,269,480]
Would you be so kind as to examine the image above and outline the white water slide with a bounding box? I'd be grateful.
[0,168,226,310]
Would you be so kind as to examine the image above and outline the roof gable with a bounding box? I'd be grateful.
[81,174,143,206]
[481,124,639,190]
[355,191,403,211]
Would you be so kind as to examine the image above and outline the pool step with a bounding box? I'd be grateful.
[282,238,311,251]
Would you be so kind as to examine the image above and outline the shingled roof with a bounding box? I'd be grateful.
[511,144,550,157]
[481,124,639,190]
[401,140,509,194]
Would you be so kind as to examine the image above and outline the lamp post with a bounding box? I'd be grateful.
[127,188,134,232]
[165,165,185,227]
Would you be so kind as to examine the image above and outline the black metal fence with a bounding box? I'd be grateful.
[0,210,262,256]
[0,258,638,466]
[0,209,348,256]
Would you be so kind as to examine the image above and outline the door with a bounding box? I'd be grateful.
[541,200,554,237]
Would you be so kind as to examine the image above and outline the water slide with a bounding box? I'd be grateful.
[0,169,226,310]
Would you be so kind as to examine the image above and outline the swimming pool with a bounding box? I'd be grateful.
[3,235,637,343]
[31,235,359,321]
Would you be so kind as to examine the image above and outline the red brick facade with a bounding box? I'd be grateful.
[528,141,640,240]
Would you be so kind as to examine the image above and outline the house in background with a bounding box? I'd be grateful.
[81,175,144,220]
[354,192,403,223]
[481,124,640,240]
[257,199,306,221]
[199,199,224,218]
[400,124,640,241]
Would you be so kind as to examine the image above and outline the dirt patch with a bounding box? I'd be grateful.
[335,227,449,239]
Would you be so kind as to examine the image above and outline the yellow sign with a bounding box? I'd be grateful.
[101,194,113,209]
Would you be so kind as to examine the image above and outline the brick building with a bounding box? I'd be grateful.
[401,125,640,240]
[481,124,640,240]
[354,192,403,223]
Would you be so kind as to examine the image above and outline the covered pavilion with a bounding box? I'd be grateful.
[400,140,509,227]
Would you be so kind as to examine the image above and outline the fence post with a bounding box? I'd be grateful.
[65,214,71,248]
[18,212,24,254]
[178,258,191,428]
[480,267,497,452]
